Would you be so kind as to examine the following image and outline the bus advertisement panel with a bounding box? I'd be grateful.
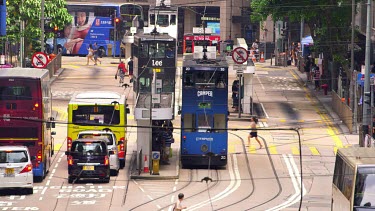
[54,3,143,57]
[67,91,129,168]
[0,68,55,182]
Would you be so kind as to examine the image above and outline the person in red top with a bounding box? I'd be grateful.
[116,61,127,86]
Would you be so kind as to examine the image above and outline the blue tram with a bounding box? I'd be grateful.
[180,55,229,167]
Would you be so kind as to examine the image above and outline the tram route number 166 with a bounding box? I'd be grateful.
[220,155,226,160]
[152,60,162,66]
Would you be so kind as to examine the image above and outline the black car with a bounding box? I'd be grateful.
[65,138,112,183]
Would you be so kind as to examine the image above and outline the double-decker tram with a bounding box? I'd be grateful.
[132,29,177,120]
[0,68,55,182]
[180,53,228,167]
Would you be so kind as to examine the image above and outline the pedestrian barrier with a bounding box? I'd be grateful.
[259,52,265,63]
[143,155,149,173]
[252,52,257,62]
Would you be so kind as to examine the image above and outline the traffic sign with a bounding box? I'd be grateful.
[31,52,49,68]
[152,151,160,160]
[232,47,248,64]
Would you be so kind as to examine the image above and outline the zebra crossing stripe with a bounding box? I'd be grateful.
[309,146,320,156]
[291,146,299,155]
[269,144,278,154]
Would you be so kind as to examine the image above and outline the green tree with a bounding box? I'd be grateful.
[5,0,72,57]
[251,0,358,63]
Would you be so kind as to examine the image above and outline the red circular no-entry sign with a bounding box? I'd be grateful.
[31,52,49,68]
[232,47,249,64]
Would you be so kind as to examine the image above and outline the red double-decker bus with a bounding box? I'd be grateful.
[183,34,220,54]
[0,68,55,182]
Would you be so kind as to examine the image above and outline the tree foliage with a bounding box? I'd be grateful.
[5,0,72,56]
[251,0,361,63]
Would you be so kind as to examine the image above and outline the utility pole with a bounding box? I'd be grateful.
[361,0,372,146]
[350,0,357,133]
[114,10,117,58]
[40,0,45,53]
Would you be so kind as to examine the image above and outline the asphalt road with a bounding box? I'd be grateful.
[0,56,345,211]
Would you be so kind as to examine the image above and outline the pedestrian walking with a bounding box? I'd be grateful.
[115,61,127,86]
[86,44,95,65]
[127,58,134,83]
[232,80,239,112]
[92,42,101,65]
[304,56,312,82]
[173,193,187,211]
[312,64,320,90]
[248,117,263,148]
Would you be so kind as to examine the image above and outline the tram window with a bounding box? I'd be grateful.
[157,14,169,26]
[354,167,375,206]
[139,43,148,58]
[342,164,354,199]
[149,43,166,58]
[166,44,174,58]
[170,15,176,25]
[198,114,212,128]
[333,155,345,191]
[213,114,225,133]
[184,75,194,87]
[150,14,156,25]
[139,77,151,92]
[195,71,215,87]
[183,113,194,132]
[216,73,227,88]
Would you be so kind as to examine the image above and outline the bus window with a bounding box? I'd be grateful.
[183,113,194,132]
[72,106,120,125]
[0,86,32,100]
[185,40,193,53]
[213,114,225,133]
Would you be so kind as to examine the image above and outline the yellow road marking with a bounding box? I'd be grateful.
[228,144,235,154]
[249,145,256,154]
[334,147,338,155]
[309,146,320,156]
[54,143,62,151]
[268,144,278,154]
[292,146,300,155]
[289,69,344,150]
[279,119,286,123]
[298,119,305,123]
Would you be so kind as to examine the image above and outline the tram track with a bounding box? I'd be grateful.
[212,132,282,210]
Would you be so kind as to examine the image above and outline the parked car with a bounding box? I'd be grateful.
[0,146,34,194]
[65,138,112,183]
[77,130,120,176]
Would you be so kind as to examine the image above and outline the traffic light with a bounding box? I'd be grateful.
[54,26,58,32]
[112,17,120,26]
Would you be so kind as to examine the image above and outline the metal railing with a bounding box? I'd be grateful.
[46,53,62,79]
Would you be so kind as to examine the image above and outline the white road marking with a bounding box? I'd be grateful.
[266,154,306,210]
[147,195,153,200]
[188,155,241,210]
[54,163,59,168]
[256,75,265,90]
[46,180,50,186]
[260,103,269,118]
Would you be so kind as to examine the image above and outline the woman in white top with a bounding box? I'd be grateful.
[174,193,187,211]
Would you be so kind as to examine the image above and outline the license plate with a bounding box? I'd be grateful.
[83,166,94,171]
[5,168,15,177]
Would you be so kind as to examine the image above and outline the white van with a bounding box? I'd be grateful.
[0,146,34,194]
[77,130,120,176]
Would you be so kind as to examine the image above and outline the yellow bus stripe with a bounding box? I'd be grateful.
[309,146,320,156]
[269,144,278,154]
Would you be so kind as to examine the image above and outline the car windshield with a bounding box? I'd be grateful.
[0,151,28,163]
[71,142,107,155]
[78,133,114,145]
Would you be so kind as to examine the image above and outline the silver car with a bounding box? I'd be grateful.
[77,130,120,176]
[0,146,34,194]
